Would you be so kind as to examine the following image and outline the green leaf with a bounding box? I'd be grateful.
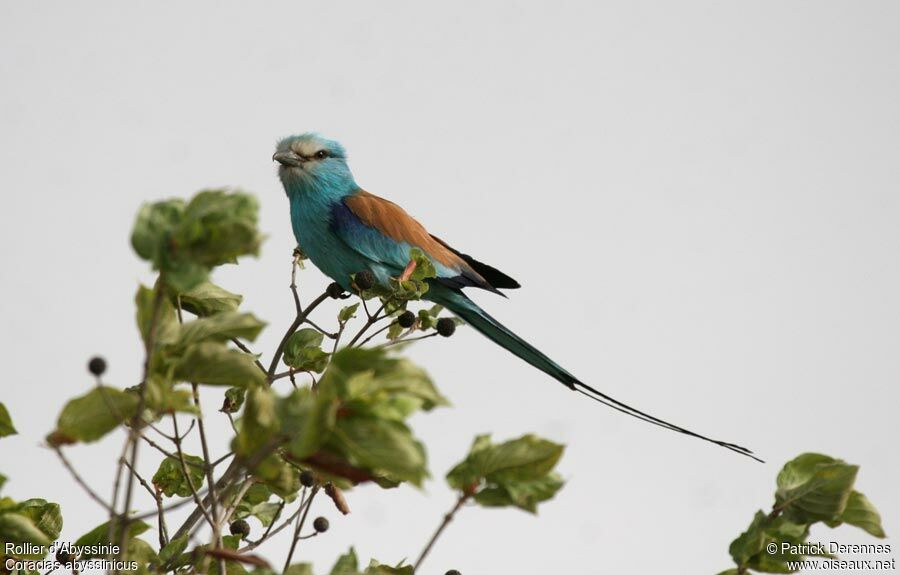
[131,191,262,293]
[830,490,885,538]
[48,386,139,445]
[319,347,448,415]
[278,388,337,460]
[131,199,185,265]
[180,282,243,316]
[135,284,180,348]
[0,474,6,492]
[283,329,329,373]
[447,434,564,489]
[158,534,189,567]
[250,455,301,498]
[74,519,150,558]
[330,416,427,486]
[339,303,360,323]
[727,510,817,572]
[11,499,63,540]
[364,560,414,575]
[232,483,286,525]
[407,248,437,281]
[0,402,16,437]
[0,513,52,547]
[446,434,565,513]
[174,342,268,387]
[176,312,266,347]
[386,322,405,341]
[222,387,247,414]
[473,472,564,513]
[775,453,858,524]
[234,387,280,457]
[284,565,314,575]
[727,510,769,567]
[144,376,199,416]
[330,548,359,575]
[152,454,206,497]
[176,190,262,267]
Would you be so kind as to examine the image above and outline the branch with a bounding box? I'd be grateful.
[189,384,227,575]
[172,415,214,530]
[53,446,115,514]
[345,301,388,347]
[231,337,267,373]
[123,460,169,547]
[267,292,330,380]
[414,493,470,572]
[282,486,320,573]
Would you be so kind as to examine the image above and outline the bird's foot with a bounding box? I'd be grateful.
[399,259,417,282]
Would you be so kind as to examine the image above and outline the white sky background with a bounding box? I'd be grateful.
[1,2,898,574]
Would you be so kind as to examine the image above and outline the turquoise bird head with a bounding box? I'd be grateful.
[273,133,356,197]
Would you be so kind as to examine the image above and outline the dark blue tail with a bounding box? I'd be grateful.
[428,284,761,462]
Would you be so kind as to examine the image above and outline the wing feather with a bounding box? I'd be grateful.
[340,190,517,294]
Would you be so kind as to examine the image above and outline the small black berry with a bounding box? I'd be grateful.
[55,549,73,565]
[299,470,315,487]
[445,571,461,575]
[436,318,456,337]
[326,282,345,299]
[397,310,416,328]
[313,516,329,533]
[87,356,107,376]
[354,270,375,291]
[229,519,250,539]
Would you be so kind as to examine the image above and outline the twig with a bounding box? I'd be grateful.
[346,301,388,347]
[240,500,285,551]
[212,451,235,469]
[108,439,130,526]
[380,332,439,348]
[132,490,209,521]
[267,292,330,380]
[139,433,204,469]
[147,419,195,443]
[185,385,227,575]
[302,318,338,339]
[282,486,319,573]
[356,321,396,347]
[53,446,115,514]
[172,416,214,529]
[232,338,267,373]
[219,478,256,529]
[114,283,165,570]
[414,493,469,572]
[123,460,169,547]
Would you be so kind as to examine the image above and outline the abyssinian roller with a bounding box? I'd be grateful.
[274,133,758,461]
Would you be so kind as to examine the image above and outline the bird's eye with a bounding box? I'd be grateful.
[315,150,329,160]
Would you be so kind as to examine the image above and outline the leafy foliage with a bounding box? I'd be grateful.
[0,402,17,437]
[721,453,886,574]
[447,434,565,513]
[25,188,573,575]
[47,386,138,445]
[131,190,262,292]
[283,328,330,373]
[0,496,62,559]
[153,454,206,498]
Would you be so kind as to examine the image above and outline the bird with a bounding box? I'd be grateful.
[274,133,759,462]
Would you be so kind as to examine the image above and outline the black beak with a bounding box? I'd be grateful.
[273,150,305,167]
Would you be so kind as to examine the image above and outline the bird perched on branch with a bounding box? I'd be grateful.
[274,133,759,461]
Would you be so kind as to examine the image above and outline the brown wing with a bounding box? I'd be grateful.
[344,190,469,269]
[344,190,519,294]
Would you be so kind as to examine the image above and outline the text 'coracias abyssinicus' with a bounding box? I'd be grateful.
[274,133,759,461]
